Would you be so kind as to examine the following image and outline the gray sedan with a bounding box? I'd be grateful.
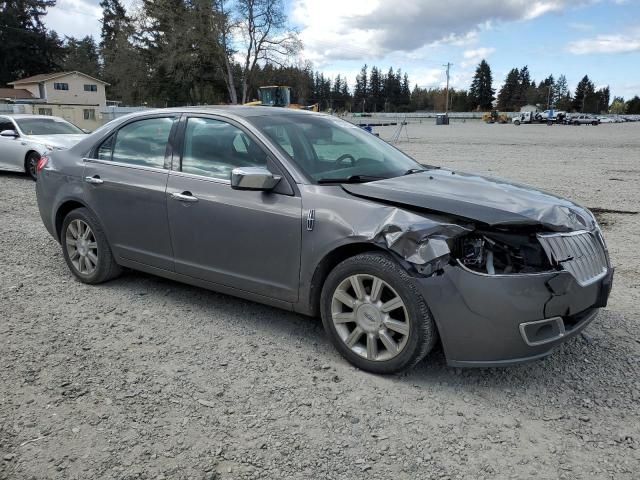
[35,107,613,373]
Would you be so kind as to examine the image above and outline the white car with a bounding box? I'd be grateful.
[0,114,87,180]
[597,116,615,124]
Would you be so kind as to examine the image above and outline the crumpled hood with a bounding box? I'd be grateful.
[25,134,87,150]
[341,169,595,232]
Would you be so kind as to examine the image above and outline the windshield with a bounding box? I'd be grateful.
[248,114,424,183]
[16,118,84,135]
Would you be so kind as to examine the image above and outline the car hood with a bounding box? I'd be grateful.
[341,169,594,232]
[25,134,87,149]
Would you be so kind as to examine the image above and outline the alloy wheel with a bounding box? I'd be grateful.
[65,219,98,275]
[331,274,410,362]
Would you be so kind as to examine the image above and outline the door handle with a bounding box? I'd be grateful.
[85,175,104,185]
[170,191,198,203]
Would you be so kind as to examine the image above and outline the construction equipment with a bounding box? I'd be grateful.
[483,110,509,124]
[245,86,319,112]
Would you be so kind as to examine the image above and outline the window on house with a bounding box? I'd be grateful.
[38,108,53,116]
[84,84,97,92]
[83,109,96,121]
[53,83,69,91]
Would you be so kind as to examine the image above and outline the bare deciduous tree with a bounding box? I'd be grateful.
[218,0,300,104]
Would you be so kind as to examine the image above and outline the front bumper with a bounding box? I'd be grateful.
[416,264,614,367]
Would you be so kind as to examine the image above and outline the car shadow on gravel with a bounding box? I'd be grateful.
[88,269,633,399]
[405,308,634,393]
[0,171,31,181]
[100,268,330,346]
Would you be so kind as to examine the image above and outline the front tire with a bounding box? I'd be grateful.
[320,253,438,374]
[61,208,121,284]
[24,151,40,181]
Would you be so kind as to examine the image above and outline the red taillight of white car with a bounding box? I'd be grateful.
[36,155,49,174]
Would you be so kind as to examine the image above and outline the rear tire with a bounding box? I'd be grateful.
[61,207,121,284]
[24,151,40,181]
[320,252,438,374]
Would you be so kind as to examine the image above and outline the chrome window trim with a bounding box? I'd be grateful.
[82,157,168,174]
[168,169,231,185]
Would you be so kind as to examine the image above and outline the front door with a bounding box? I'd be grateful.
[0,117,26,172]
[82,116,178,270]
[166,116,302,302]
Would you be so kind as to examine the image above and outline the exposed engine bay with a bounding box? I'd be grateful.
[453,230,554,275]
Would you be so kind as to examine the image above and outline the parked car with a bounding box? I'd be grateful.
[566,114,600,126]
[597,116,615,124]
[0,114,87,180]
[35,107,613,373]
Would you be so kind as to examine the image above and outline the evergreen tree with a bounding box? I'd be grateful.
[626,96,640,114]
[369,66,382,112]
[0,0,65,85]
[554,74,572,111]
[401,73,411,106]
[515,66,531,109]
[497,68,520,111]
[595,86,610,113]
[468,59,494,110]
[573,75,595,112]
[62,36,100,77]
[354,64,368,112]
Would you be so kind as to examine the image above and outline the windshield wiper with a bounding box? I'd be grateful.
[317,175,386,184]
[403,168,428,175]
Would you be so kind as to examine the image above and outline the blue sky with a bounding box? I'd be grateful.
[45,0,640,99]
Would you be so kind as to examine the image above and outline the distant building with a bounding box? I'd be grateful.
[3,71,109,130]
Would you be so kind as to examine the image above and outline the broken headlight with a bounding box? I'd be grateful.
[454,231,553,275]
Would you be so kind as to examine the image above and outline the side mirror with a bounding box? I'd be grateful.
[0,129,18,138]
[231,167,281,191]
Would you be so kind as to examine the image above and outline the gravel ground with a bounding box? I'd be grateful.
[1,121,639,480]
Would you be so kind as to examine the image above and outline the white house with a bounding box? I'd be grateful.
[6,71,109,130]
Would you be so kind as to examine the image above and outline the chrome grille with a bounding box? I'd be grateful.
[537,230,608,286]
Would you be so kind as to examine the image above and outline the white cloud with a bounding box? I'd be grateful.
[567,32,640,54]
[45,0,102,39]
[461,47,496,67]
[293,0,597,64]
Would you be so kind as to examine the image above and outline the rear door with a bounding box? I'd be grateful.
[83,115,178,270]
[166,115,302,302]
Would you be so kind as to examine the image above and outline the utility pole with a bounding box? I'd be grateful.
[443,62,452,113]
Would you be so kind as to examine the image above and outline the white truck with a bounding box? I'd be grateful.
[512,110,567,125]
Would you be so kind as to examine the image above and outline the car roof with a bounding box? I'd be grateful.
[135,105,322,119]
[2,114,69,120]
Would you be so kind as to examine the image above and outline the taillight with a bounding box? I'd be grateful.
[36,155,49,173]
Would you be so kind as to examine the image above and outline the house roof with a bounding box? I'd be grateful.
[8,71,109,86]
[0,88,35,99]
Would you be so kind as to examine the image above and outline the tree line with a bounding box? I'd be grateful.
[2,0,639,114]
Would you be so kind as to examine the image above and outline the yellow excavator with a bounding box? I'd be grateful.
[482,110,509,124]
[244,86,319,112]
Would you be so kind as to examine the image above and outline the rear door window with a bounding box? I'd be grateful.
[110,117,175,168]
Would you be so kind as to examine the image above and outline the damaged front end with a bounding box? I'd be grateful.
[367,208,613,367]
[374,209,557,279]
